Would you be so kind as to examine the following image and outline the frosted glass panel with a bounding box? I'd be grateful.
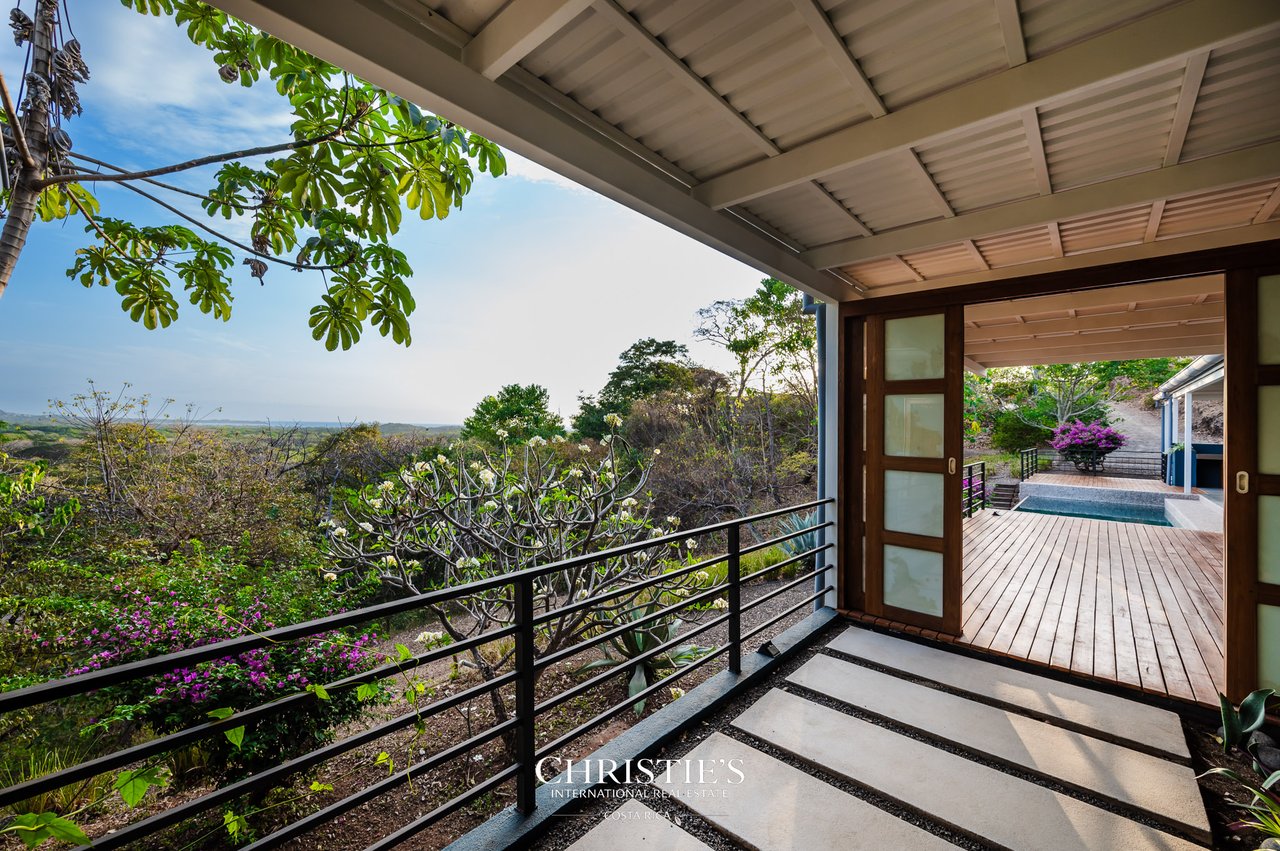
[885,471,944,537]
[1260,274,1280,365]
[1262,496,1280,585]
[1261,387,1280,475]
[1261,605,1280,691]
[885,394,944,457]
[885,314,945,380]
[884,545,943,616]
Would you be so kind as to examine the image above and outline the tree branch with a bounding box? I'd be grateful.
[69,153,262,213]
[33,129,343,189]
[0,72,35,171]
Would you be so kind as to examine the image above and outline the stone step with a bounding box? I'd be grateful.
[567,800,711,851]
[652,732,961,851]
[787,654,1210,842]
[734,689,1204,851]
[827,627,1189,759]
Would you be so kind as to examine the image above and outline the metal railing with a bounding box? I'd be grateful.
[1019,447,1039,481]
[1044,449,1162,478]
[962,461,986,518]
[0,499,834,851]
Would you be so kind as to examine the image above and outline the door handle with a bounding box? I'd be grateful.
[948,457,957,475]
[1236,471,1250,494]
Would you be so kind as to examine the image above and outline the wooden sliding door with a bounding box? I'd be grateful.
[864,306,964,635]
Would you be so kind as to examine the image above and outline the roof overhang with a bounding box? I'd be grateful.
[210,0,1280,304]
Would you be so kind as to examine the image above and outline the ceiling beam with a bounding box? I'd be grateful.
[864,222,1272,299]
[209,0,853,302]
[1022,108,1052,195]
[1253,183,1280,224]
[963,239,989,270]
[974,342,1223,368]
[964,356,988,375]
[789,0,885,116]
[967,326,1224,357]
[994,0,1027,67]
[690,0,1278,210]
[462,0,592,79]
[906,149,954,217]
[964,275,1223,322]
[1143,199,1167,242]
[1163,50,1210,166]
[968,303,1225,339]
[802,140,1280,269]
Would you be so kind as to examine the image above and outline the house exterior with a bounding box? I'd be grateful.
[210,0,1280,700]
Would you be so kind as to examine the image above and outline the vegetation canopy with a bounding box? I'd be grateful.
[0,0,506,349]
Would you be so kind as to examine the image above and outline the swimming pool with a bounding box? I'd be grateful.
[1015,495,1171,526]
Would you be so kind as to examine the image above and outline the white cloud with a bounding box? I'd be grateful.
[501,151,592,195]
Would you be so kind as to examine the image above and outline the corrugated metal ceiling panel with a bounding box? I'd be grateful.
[1018,0,1181,59]
[1181,24,1280,161]
[838,257,917,287]
[1157,180,1280,239]
[820,153,945,232]
[820,0,1006,110]
[900,242,986,278]
[741,184,868,247]
[914,117,1040,213]
[1059,204,1150,254]
[416,0,507,36]
[1038,63,1183,190]
[974,225,1057,267]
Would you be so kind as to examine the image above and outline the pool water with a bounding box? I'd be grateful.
[1015,496,1171,527]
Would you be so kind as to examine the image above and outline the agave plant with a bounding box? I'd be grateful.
[576,598,710,715]
[1199,768,1280,841]
[1219,689,1276,757]
[777,510,820,568]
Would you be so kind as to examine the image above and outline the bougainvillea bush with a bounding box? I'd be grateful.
[1050,420,1128,456]
[45,582,379,780]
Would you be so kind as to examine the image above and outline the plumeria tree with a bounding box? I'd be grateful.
[324,417,697,663]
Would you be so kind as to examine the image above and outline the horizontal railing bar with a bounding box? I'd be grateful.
[530,551,730,627]
[739,520,834,557]
[738,566,823,614]
[740,586,832,644]
[245,718,519,851]
[534,611,730,717]
[736,542,833,584]
[0,499,831,714]
[535,582,729,672]
[0,624,519,810]
[364,763,520,851]
[64,671,519,851]
[536,644,728,760]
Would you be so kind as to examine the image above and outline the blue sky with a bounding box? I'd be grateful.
[0,3,764,424]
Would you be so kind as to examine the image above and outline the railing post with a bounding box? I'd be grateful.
[728,523,741,675]
[514,574,537,815]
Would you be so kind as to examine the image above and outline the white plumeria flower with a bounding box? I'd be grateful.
[478,469,497,486]
[600,471,614,482]
[665,516,680,527]
[495,428,509,440]
[323,572,338,582]
[416,630,445,645]
[696,570,710,582]
[358,522,374,534]
[483,500,499,511]
[653,448,661,456]
[601,435,612,445]
[711,598,728,610]
[578,444,591,453]
[604,413,623,428]
[331,526,349,538]
[435,454,449,466]
[456,556,482,570]
[368,498,383,510]
[669,687,685,700]
[412,460,430,473]
[616,510,632,522]
[686,539,698,550]
[528,435,546,447]
[619,497,637,508]
[568,468,584,479]
[469,461,482,472]
[378,480,396,492]
[381,555,397,566]
[550,434,565,443]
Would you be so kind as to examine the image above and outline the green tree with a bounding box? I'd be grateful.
[0,1,505,349]
[573,338,692,438]
[461,384,565,445]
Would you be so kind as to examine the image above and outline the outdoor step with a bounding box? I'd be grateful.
[787,654,1210,841]
[652,732,961,851]
[567,800,711,851]
[827,627,1189,759]
[734,689,1203,851]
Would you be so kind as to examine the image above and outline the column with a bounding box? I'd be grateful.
[1184,390,1194,495]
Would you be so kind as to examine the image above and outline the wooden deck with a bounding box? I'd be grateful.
[960,510,1224,705]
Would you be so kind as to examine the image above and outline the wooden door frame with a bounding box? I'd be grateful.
[836,238,1280,693]
[1225,265,1280,701]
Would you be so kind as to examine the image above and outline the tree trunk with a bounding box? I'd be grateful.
[0,2,54,298]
